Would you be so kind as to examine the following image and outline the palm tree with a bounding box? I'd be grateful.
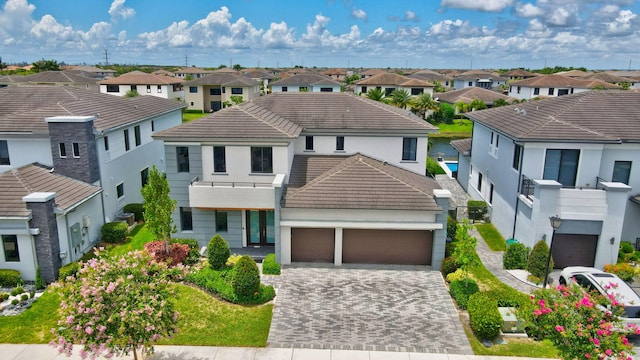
[365,87,385,102]
[389,89,411,109]
[493,99,509,107]
[469,99,487,111]
[411,93,440,119]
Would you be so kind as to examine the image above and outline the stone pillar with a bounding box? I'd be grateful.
[272,174,285,264]
[23,192,61,283]
[46,116,100,184]
[433,189,452,271]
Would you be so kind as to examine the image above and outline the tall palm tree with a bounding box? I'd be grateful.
[389,89,411,109]
[411,92,440,119]
[365,87,385,102]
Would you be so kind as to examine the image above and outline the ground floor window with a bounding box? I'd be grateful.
[216,211,228,232]
[180,207,193,231]
[2,235,19,262]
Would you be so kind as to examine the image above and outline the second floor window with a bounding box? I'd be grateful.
[251,147,272,173]
[281,87,288,92]
[104,136,109,151]
[402,137,417,161]
[336,136,345,151]
[59,143,67,158]
[305,136,314,151]
[512,144,522,170]
[612,161,632,185]
[72,143,80,158]
[134,125,141,147]
[177,146,190,173]
[189,86,198,93]
[533,87,540,95]
[0,140,10,165]
[106,85,119,93]
[210,88,221,95]
[543,149,579,187]
[124,129,130,151]
[213,146,226,173]
[231,88,243,94]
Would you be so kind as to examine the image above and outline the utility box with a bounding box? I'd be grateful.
[498,307,525,333]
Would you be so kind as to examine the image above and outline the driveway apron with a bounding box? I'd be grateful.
[265,265,473,354]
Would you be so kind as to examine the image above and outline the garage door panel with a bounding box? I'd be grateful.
[552,234,597,268]
[291,228,335,263]
[343,229,432,265]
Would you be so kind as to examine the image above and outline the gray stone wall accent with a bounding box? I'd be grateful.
[47,120,100,183]
[25,198,61,283]
[432,193,451,271]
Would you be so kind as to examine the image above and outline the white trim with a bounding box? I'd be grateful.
[279,220,442,230]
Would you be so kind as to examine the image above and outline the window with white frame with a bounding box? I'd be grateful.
[72,143,80,158]
[59,143,67,158]
[116,183,124,199]
[489,131,499,157]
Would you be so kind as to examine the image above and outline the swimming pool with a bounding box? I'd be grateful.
[445,161,458,172]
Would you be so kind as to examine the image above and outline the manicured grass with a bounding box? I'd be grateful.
[463,321,558,358]
[427,157,446,175]
[0,290,59,343]
[182,111,208,123]
[108,224,155,257]
[428,119,473,138]
[159,284,273,347]
[475,223,506,251]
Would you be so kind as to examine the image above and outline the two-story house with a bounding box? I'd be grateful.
[409,69,452,88]
[153,93,452,269]
[508,74,620,100]
[456,91,638,270]
[184,73,261,112]
[452,71,508,90]
[0,71,99,91]
[98,71,185,100]
[354,73,434,97]
[269,73,342,93]
[0,85,185,281]
[435,87,516,111]
[174,67,213,79]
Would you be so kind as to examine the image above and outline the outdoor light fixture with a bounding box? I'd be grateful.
[543,215,562,288]
[610,237,615,245]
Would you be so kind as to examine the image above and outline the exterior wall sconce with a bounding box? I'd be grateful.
[610,237,615,245]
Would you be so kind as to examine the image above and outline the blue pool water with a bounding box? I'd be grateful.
[445,162,458,172]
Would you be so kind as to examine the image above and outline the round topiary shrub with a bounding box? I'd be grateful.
[58,262,81,281]
[449,278,479,310]
[441,256,460,277]
[232,255,261,298]
[101,221,128,244]
[503,243,529,270]
[527,240,553,280]
[468,292,502,340]
[207,234,230,270]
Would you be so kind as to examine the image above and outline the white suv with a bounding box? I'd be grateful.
[559,266,640,328]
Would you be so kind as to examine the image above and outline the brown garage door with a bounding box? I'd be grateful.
[343,229,432,265]
[291,228,335,262]
[552,234,598,268]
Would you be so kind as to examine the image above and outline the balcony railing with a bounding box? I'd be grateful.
[519,175,535,198]
[190,180,274,188]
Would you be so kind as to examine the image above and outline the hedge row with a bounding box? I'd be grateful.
[185,266,275,305]
[0,269,22,287]
[449,278,479,310]
[101,221,128,244]
[468,292,503,340]
[262,253,281,275]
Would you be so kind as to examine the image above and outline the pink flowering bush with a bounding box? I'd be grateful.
[51,249,187,360]
[521,282,638,360]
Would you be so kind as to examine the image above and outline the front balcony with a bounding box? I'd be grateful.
[189,174,285,209]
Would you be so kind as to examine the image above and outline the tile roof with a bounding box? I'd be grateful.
[0,85,186,134]
[557,70,592,77]
[464,91,640,142]
[361,69,387,76]
[408,71,451,82]
[99,71,184,85]
[435,87,516,105]
[243,69,274,79]
[450,138,472,156]
[270,73,341,86]
[175,67,212,74]
[580,72,631,84]
[509,74,620,89]
[453,71,506,81]
[355,73,434,87]
[154,92,435,140]
[0,163,102,217]
[0,71,98,84]
[283,153,442,211]
[322,68,347,76]
[503,69,539,77]
[185,73,260,87]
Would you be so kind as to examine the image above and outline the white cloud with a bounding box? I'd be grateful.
[351,8,367,21]
[546,7,572,26]
[108,0,135,21]
[515,3,544,17]
[440,0,514,12]
[263,22,296,48]
[603,9,637,36]
[0,0,36,45]
[404,10,420,22]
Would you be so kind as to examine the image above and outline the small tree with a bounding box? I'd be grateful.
[52,250,187,360]
[124,89,140,97]
[207,234,230,270]
[365,87,385,102]
[452,220,478,286]
[232,255,261,298]
[141,165,177,252]
[527,239,553,281]
[389,89,411,109]
[230,95,244,105]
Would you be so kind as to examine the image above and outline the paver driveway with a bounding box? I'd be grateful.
[264,265,473,354]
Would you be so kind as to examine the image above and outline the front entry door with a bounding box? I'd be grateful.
[246,210,275,246]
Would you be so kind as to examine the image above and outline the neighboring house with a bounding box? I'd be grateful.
[456,91,639,270]
[322,68,347,81]
[409,69,452,88]
[354,73,434,96]
[98,71,185,100]
[579,72,633,87]
[450,138,472,188]
[152,69,176,77]
[243,69,275,92]
[557,69,592,78]
[508,74,621,100]
[0,85,186,280]
[174,67,213,79]
[63,65,116,79]
[0,71,99,91]
[452,71,508,90]
[436,87,516,110]
[503,69,539,81]
[184,73,261,112]
[270,73,342,93]
[360,68,387,79]
[153,92,451,269]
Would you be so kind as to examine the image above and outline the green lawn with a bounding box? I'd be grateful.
[0,290,59,343]
[182,111,208,123]
[475,223,506,251]
[429,119,473,138]
[107,224,155,257]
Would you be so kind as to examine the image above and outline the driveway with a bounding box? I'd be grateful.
[264,264,473,354]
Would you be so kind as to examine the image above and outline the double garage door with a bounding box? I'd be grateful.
[291,228,433,265]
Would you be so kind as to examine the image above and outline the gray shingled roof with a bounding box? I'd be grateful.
[283,153,442,211]
[185,73,260,87]
[270,73,341,86]
[0,86,186,134]
[465,91,640,142]
[154,92,435,140]
[0,163,102,218]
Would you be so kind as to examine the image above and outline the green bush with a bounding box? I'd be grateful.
[484,288,529,308]
[232,255,261,298]
[445,241,457,258]
[123,203,145,222]
[262,253,281,275]
[101,221,128,244]
[468,200,488,221]
[184,267,275,305]
[10,286,24,296]
[447,216,458,241]
[427,157,446,176]
[468,292,503,340]
[226,254,242,267]
[35,266,46,289]
[11,299,18,305]
[0,269,22,287]
[20,294,28,302]
[169,238,201,265]
[503,243,529,270]
[58,262,80,281]
[446,268,468,283]
[29,291,35,299]
[207,234,231,270]
[527,239,553,280]
[449,278,479,310]
[441,256,460,277]
[620,241,635,254]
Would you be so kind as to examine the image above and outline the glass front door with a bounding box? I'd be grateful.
[246,210,275,246]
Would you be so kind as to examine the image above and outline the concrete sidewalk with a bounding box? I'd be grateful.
[0,344,556,360]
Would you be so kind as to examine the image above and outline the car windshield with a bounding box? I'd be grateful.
[591,273,640,308]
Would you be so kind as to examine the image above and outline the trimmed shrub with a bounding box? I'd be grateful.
[441,257,460,277]
[232,255,261,298]
[10,286,24,296]
[58,262,80,281]
[468,292,503,340]
[20,294,28,302]
[468,200,488,221]
[503,243,529,270]
[262,253,281,275]
[446,268,468,283]
[123,203,145,222]
[447,216,458,241]
[35,266,46,289]
[527,240,553,280]
[169,238,201,265]
[144,240,189,266]
[604,263,635,282]
[11,299,18,305]
[620,241,635,254]
[101,221,128,244]
[207,234,230,270]
[0,269,22,287]
[484,288,529,308]
[29,291,35,299]
[0,293,6,301]
[427,157,446,176]
[184,267,275,305]
[449,278,479,310]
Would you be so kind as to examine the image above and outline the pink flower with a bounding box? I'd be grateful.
[555,325,564,332]
[605,349,612,356]
[591,337,600,346]
[85,326,93,335]
[585,354,591,359]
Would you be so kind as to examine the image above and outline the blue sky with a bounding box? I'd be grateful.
[1,0,640,69]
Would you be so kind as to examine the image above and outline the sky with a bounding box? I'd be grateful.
[1,0,640,70]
